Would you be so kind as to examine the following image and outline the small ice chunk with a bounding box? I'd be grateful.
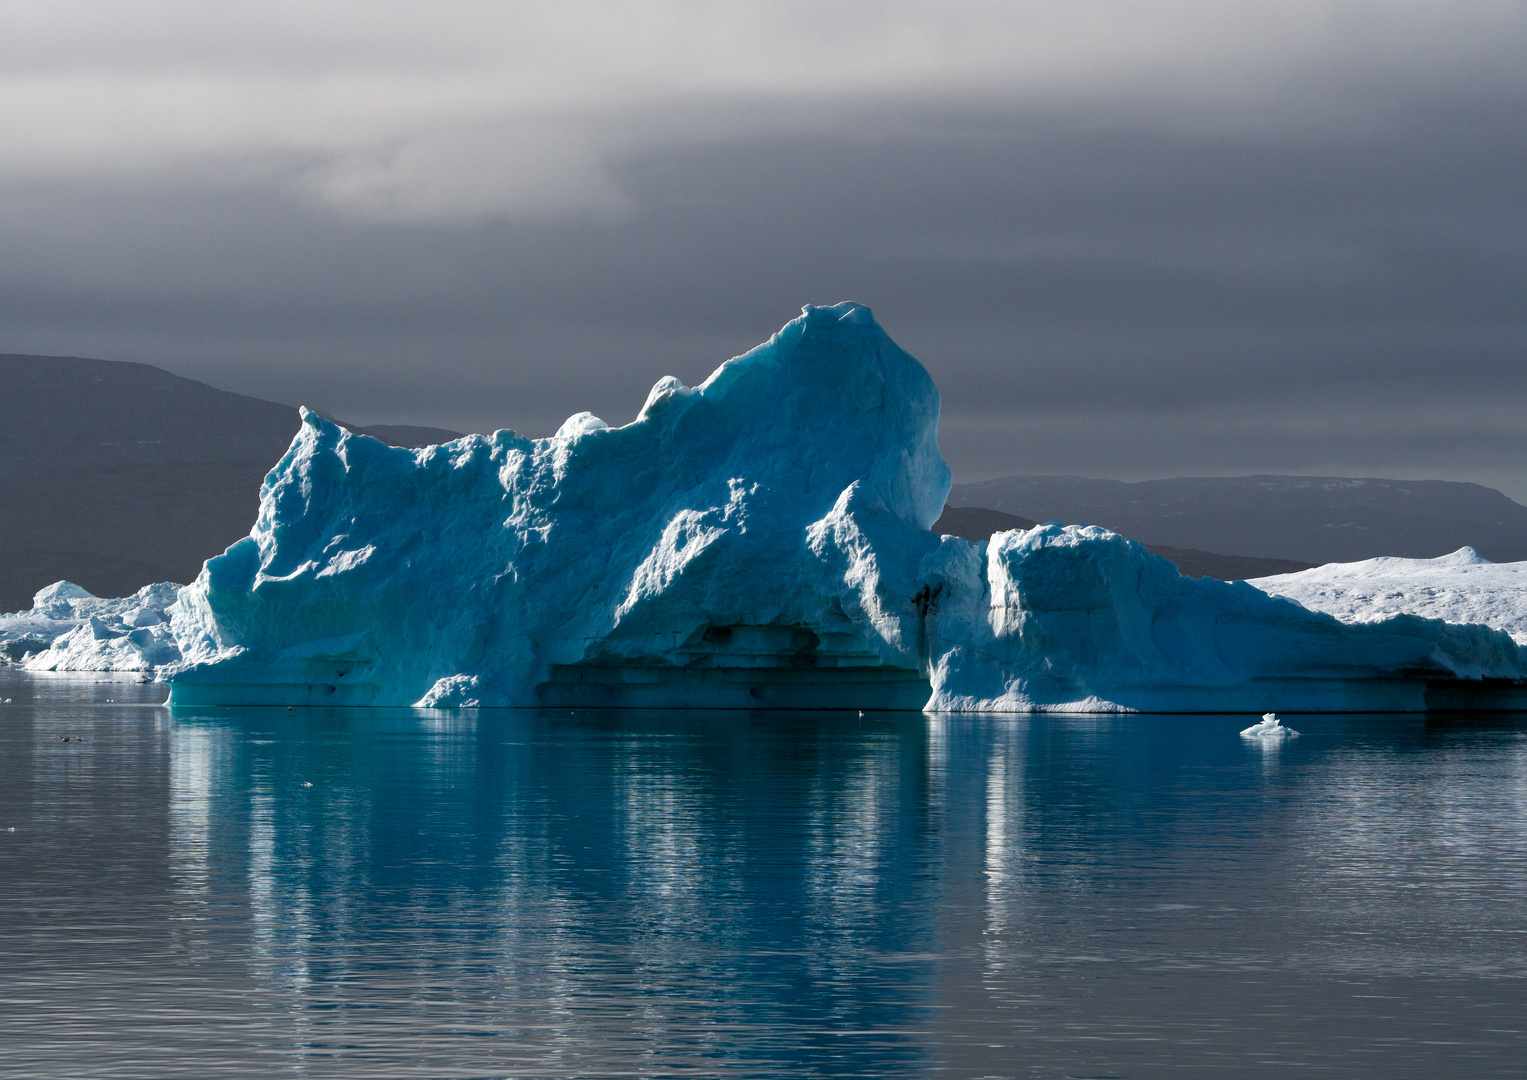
[1241,712,1299,738]
[416,673,483,708]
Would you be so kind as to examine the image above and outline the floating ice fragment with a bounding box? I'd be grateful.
[1240,713,1299,738]
[417,674,483,708]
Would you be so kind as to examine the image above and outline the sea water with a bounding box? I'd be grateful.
[3,670,1527,1078]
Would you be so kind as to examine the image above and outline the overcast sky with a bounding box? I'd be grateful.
[3,1,1525,496]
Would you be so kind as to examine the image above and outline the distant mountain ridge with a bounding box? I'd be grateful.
[347,423,465,448]
[6,352,1521,609]
[931,505,1313,581]
[0,354,464,610]
[949,475,1527,566]
[1,353,303,609]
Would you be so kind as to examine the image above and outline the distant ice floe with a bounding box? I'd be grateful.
[1240,713,1299,738]
[1250,548,1527,645]
[0,581,183,671]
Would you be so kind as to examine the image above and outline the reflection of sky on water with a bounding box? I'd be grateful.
[1286,717,1527,976]
[4,676,1527,1078]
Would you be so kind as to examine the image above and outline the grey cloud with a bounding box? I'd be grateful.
[0,10,1524,498]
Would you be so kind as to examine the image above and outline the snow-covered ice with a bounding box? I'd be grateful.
[161,302,1527,712]
[1,581,183,670]
[25,613,183,672]
[1249,548,1527,645]
[1240,713,1299,738]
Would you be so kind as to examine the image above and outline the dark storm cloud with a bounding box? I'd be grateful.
[1,3,1524,495]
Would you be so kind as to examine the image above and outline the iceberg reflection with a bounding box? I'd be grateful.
[133,705,1527,1076]
[164,708,941,1073]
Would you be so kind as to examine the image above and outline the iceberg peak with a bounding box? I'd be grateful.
[554,412,611,440]
[32,581,96,609]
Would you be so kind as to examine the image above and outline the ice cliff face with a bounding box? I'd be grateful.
[164,303,1527,711]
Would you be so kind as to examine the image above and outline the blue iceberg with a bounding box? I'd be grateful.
[165,303,1527,711]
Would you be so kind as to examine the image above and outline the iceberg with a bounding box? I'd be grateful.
[1240,713,1299,738]
[2,581,183,669]
[163,303,1527,712]
[167,303,947,709]
[1250,548,1527,646]
[25,613,182,672]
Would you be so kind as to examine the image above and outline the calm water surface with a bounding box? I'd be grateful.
[3,670,1527,1077]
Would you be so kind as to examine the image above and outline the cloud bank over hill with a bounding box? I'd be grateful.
[1,1,1524,497]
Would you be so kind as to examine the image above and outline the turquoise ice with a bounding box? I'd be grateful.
[164,304,1527,711]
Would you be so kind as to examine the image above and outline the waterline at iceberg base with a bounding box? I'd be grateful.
[164,303,1527,712]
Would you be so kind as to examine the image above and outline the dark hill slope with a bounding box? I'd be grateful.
[348,423,465,448]
[949,475,1527,566]
[0,354,304,609]
[932,505,1040,538]
[0,356,473,609]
